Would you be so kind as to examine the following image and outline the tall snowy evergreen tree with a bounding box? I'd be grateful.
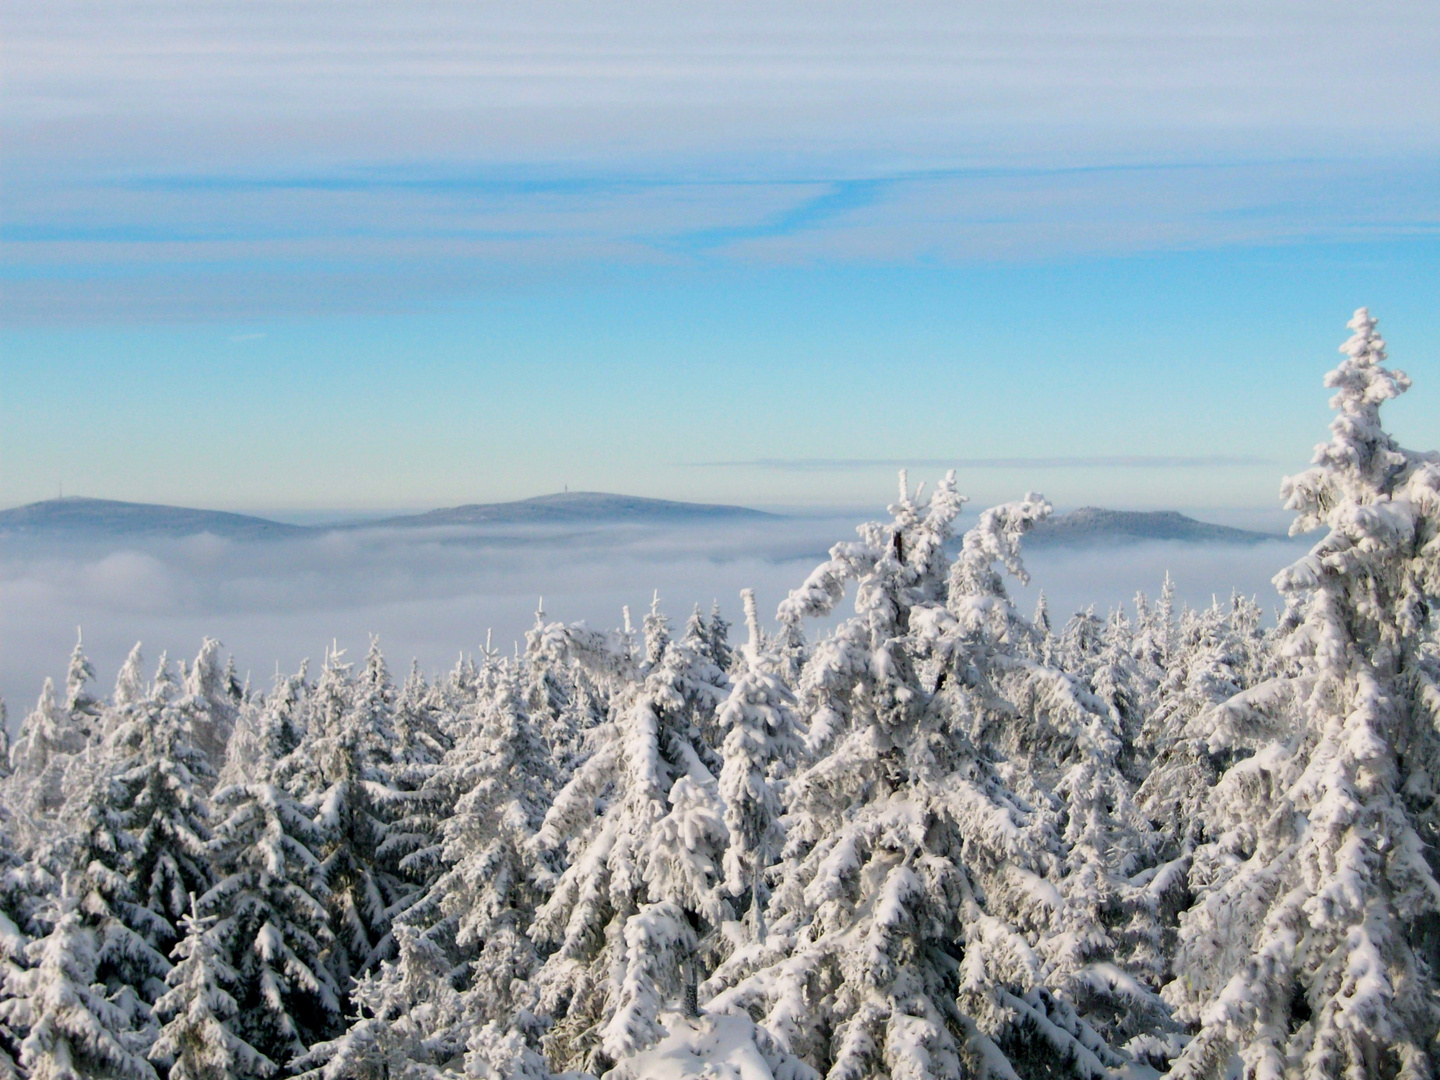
[1,893,158,1080]
[8,678,86,823]
[173,640,238,775]
[709,476,1125,1080]
[1137,596,1265,858]
[201,770,339,1072]
[706,600,735,676]
[107,658,217,967]
[1167,308,1440,1079]
[716,589,805,942]
[150,904,274,1080]
[62,632,101,746]
[319,665,558,1077]
[304,643,410,1000]
[112,645,147,714]
[294,922,468,1080]
[527,602,732,1074]
[11,712,178,1046]
[444,670,554,1028]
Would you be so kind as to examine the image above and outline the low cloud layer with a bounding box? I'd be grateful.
[0,515,1311,719]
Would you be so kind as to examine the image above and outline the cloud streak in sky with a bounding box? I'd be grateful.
[7,156,1437,324]
[3,1,1437,322]
[691,455,1275,471]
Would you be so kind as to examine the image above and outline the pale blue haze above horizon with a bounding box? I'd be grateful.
[2,1,1438,513]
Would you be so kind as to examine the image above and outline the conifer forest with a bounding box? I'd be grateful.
[3,308,1439,1080]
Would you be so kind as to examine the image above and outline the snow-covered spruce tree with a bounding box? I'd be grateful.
[677,603,736,750]
[106,654,217,967]
[393,660,451,772]
[2,661,221,1071]
[374,660,456,935]
[172,640,239,775]
[385,694,489,954]
[1,890,157,1080]
[945,500,1175,1062]
[1027,592,1055,666]
[112,645,147,713]
[0,789,47,1076]
[526,609,639,713]
[1051,609,1104,693]
[1166,308,1440,1079]
[773,470,965,756]
[201,762,340,1072]
[63,631,102,746]
[526,603,732,1074]
[313,665,559,1077]
[708,475,1117,1080]
[447,670,556,1036]
[717,588,806,943]
[1142,575,1179,674]
[275,643,411,1010]
[7,711,180,1050]
[5,664,185,1067]
[384,636,526,948]
[235,664,310,787]
[706,600,735,677]
[294,922,469,1080]
[1136,595,1268,859]
[7,677,87,823]
[517,611,583,784]
[149,903,274,1080]
[1091,607,1156,775]
[942,487,1169,1067]
[535,670,603,799]
[642,591,671,670]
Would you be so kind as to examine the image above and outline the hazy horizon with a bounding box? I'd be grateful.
[0,508,1310,720]
[0,486,1305,527]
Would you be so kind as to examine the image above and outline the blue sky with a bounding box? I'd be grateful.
[2,1,1437,513]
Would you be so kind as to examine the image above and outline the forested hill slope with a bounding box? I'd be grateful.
[0,492,775,540]
[364,491,778,527]
[0,496,309,540]
[1025,506,1279,546]
[0,496,1272,545]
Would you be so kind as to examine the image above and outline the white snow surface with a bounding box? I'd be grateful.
[608,1012,791,1080]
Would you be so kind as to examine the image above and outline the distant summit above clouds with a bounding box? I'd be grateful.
[0,492,776,540]
[1025,507,1282,547]
[0,497,310,541]
[367,492,777,528]
[0,496,1282,547]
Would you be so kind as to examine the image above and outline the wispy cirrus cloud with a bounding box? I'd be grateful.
[689,455,1274,472]
[3,1,1438,322]
[6,155,1437,324]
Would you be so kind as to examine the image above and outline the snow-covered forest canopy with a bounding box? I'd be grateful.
[1,308,1437,1080]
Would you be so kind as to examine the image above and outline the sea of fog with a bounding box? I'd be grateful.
[0,512,1311,717]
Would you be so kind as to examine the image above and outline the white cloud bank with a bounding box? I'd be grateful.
[0,515,1310,718]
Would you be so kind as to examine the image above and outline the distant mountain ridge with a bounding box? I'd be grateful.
[367,492,776,528]
[0,492,774,539]
[0,497,309,541]
[0,497,1281,546]
[1025,507,1281,547]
